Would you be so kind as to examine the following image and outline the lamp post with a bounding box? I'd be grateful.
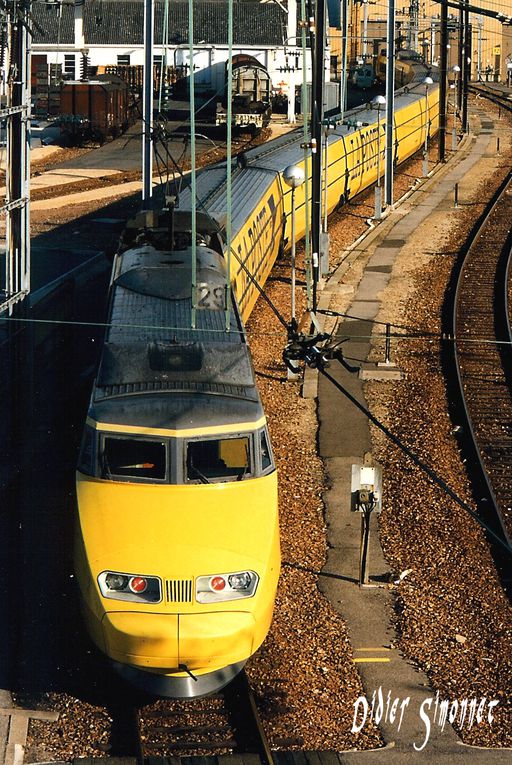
[371,94,386,220]
[283,164,305,325]
[422,76,433,177]
[451,64,460,151]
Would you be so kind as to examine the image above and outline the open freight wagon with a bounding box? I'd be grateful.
[59,74,133,145]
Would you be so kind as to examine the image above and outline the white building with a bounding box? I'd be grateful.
[31,0,331,122]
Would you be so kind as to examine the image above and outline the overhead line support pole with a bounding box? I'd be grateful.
[142,0,154,206]
[5,0,31,310]
[462,0,470,132]
[385,0,395,209]
[438,0,448,162]
[311,0,326,313]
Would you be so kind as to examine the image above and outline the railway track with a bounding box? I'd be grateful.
[446,169,512,564]
[109,671,284,764]
[469,82,512,112]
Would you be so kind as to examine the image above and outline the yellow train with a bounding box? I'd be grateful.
[75,77,439,697]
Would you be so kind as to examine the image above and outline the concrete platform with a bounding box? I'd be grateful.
[315,108,512,762]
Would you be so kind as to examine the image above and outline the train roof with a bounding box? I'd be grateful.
[93,241,260,410]
[179,84,437,224]
[90,391,264,433]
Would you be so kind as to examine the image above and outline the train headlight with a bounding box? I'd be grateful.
[98,571,161,603]
[196,571,258,603]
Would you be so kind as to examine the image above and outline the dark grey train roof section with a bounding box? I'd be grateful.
[177,82,432,240]
[91,388,264,433]
[94,242,258,405]
[31,1,287,47]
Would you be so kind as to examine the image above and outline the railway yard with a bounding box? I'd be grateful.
[1,88,512,765]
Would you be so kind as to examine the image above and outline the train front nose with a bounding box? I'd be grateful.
[102,612,179,667]
[102,610,255,670]
[178,612,255,669]
[102,610,255,698]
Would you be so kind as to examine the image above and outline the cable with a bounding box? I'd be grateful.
[317,363,512,557]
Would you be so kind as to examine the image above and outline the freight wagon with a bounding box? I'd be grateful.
[59,75,133,145]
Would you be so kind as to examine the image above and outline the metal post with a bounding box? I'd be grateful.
[5,0,31,308]
[438,0,448,162]
[385,0,395,209]
[311,0,326,312]
[323,128,328,234]
[384,323,391,365]
[362,0,369,60]
[452,65,460,150]
[454,182,459,208]
[462,0,470,133]
[287,0,297,123]
[142,0,154,205]
[291,187,297,321]
[423,77,432,177]
[189,0,197,328]
[359,507,372,586]
[340,0,348,119]
[301,0,312,310]
[477,16,483,81]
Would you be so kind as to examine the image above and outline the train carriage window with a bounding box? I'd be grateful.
[186,436,252,482]
[102,436,167,481]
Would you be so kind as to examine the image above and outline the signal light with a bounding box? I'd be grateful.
[210,576,226,591]
[129,576,147,593]
[196,571,258,603]
[98,571,161,603]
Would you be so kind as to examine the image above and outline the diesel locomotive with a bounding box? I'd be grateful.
[75,74,439,697]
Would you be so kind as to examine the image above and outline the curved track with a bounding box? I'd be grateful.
[449,170,512,553]
[469,82,512,110]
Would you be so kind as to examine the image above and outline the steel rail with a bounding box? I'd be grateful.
[447,169,512,560]
[108,669,276,763]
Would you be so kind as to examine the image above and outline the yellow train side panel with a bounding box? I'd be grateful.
[230,177,285,323]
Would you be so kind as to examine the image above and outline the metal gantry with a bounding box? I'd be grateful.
[1,0,31,313]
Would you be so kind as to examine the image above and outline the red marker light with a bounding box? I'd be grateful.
[129,576,147,593]
[210,576,226,591]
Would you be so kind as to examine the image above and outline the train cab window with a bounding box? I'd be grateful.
[260,430,274,473]
[101,437,167,481]
[78,426,96,476]
[186,436,251,483]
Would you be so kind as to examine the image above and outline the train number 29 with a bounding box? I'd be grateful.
[196,283,227,311]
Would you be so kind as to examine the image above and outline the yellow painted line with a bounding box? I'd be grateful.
[353,658,392,663]
[355,647,391,651]
[86,416,267,438]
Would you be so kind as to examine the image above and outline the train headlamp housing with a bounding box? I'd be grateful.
[98,571,161,603]
[196,571,258,603]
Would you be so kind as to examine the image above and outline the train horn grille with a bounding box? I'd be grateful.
[165,579,193,603]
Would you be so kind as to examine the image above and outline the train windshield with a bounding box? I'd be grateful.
[101,436,167,481]
[186,436,251,483]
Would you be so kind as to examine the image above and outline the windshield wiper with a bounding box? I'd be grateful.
[188,461,211,484]
[236,444,250,481]
[101,451,113,480]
